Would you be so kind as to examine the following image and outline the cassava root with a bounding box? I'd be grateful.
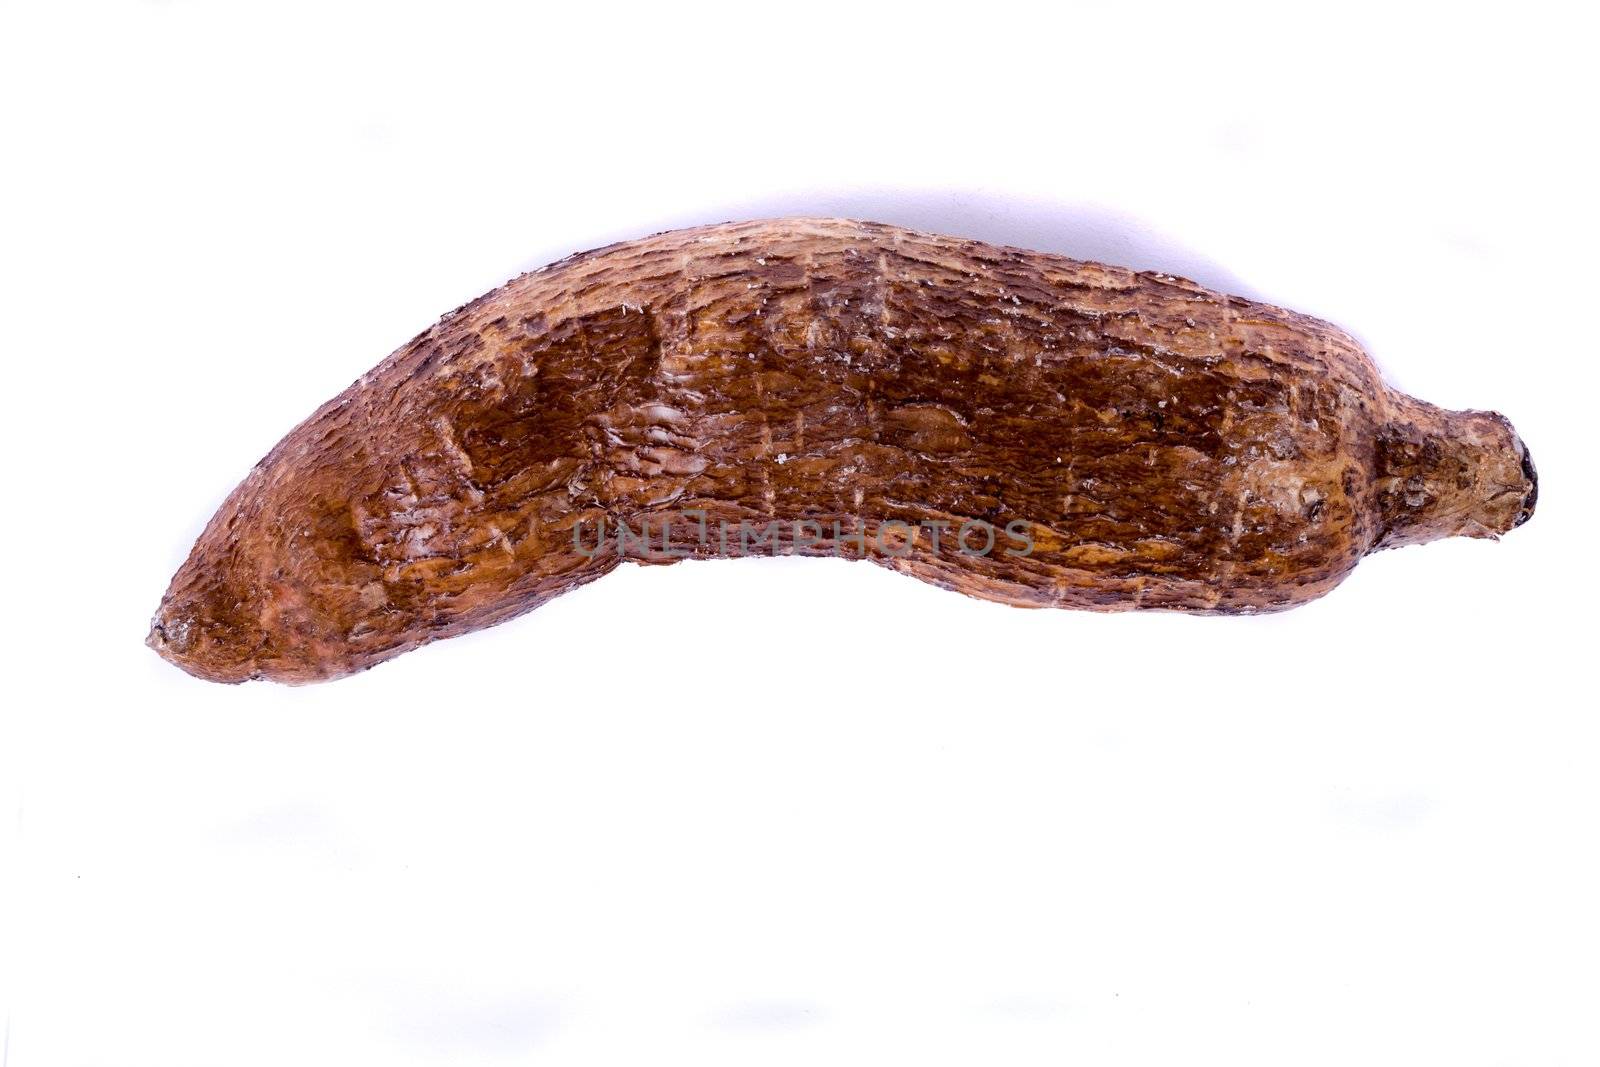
[149,219,1537,684]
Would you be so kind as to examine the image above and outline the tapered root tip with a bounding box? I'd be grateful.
[1373,401,1537,549]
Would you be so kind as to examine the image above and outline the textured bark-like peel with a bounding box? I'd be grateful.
[149,218,1536,684]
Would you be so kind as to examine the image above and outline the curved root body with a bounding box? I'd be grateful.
[149,219,1536,683]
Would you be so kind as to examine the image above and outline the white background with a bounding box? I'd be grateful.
[3,2,1596,1064]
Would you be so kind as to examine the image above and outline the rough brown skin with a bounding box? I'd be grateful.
[149,218,1537,684]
